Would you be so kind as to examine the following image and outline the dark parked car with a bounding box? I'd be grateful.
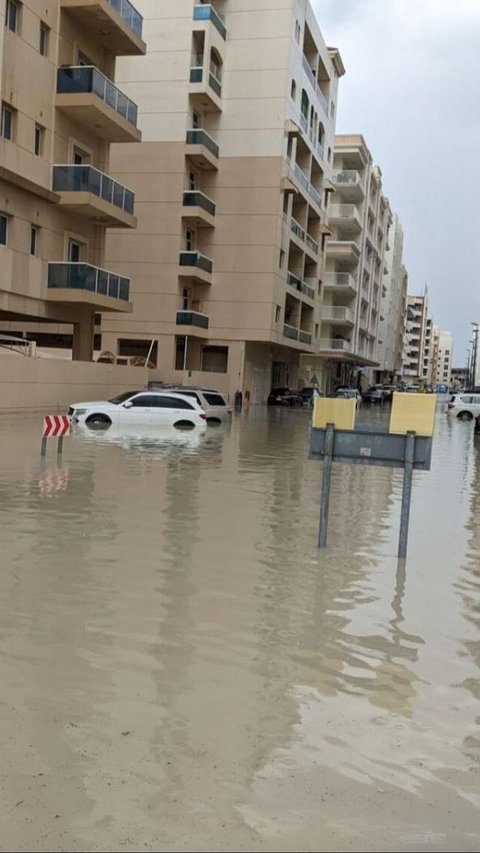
[267,387,304,407]
[362,386,385,404]
[299,387,323,405]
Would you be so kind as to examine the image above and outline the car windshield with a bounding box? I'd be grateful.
[108,390,141,405]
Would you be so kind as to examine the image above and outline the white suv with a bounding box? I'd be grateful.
[447,393,480,420]
[148,385,231,424]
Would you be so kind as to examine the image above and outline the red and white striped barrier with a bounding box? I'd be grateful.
[42,415,71,438]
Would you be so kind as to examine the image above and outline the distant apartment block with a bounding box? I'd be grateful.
[376,213,407,383]
[0,0,146,359]
[431,327,453,386]
[402,290,432,384]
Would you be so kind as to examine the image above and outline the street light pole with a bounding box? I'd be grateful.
[471,323,479,390]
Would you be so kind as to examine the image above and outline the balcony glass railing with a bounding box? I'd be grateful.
[318,338,351,352]
[323,272,357,291]
[283,324,299,341]
[305,233,319,254]
[209,69,222,97]
[301,56,329,114]
[193,4,226,40]
[289,161,323,209]
[48,262,130,301]
[57,66,138,126]
[290,217,305,241]
[287,272,315,300]
[183,190,216,216]
[186,128,219,158]
[333,170,362,187]
[322,306,354,323]
[179,250,213,274]
[298,330,312,344]
[52,165,134,214]
[329,204,360,220]
[107,0,143,37]
[176,310,209,329]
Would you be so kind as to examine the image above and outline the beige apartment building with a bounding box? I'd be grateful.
[0,0,146,359]
[301,134,393,390]
[376,212,408,383]
[99,0,346,402]
[431,326,453,386]
[402,289,433,384]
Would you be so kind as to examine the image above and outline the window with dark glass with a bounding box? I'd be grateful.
[0,214,7,246]
[39,21,49,55]
[5,0,19,34]
[1,103,13,140]
[30,225,38,256]
[34,124,44,156]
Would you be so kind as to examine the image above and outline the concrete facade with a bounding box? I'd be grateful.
[0,0,146,360]
[376,212,407,382]
[402,290,433,385]
[431,327,453,386]
[100,0,347,402]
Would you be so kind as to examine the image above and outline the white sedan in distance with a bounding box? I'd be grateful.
[68,390,208,430]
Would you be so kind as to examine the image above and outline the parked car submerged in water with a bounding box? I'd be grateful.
[267,387,304,406]
[68,390,208,430]
[148,384,231,424]
[361,386,385,404]
[334,388,362,408]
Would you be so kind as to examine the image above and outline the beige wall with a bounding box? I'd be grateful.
[0,354,148,412]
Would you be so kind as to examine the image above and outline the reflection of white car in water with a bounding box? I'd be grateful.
[68,390,207,430]
[73,421,209,452]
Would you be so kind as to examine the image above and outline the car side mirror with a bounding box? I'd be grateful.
[123,401,133,409]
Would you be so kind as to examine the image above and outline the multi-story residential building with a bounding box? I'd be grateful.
[301,135,392,391]
[451,366,468,389]
[376,212,407,383]
[0,0,146,359]
[99,0,345,401]
[402,290,431,384]
[431,327,453,386]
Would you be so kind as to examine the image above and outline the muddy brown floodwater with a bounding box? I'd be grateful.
[0,404,479,852]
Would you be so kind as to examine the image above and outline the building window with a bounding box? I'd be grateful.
[68,240,82,262]
[34,124,44,156]
[290,79,296,101]
[295,20,301,43]
[1,103,13,140]
[192,110,201,128]
[275,305,281,323]
[0,214,7,246]
[39,22,49,56]
[185,229,194,251]
[279,249,285,269]
[5,0,19,33]
[30,225,38,256]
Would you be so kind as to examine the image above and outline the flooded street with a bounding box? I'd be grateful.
[1,405,479,852]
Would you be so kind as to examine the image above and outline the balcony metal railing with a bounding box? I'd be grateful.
[301,55,329,114]
[309,183,322,208]
[57,66,138,126]
[322,306,355,323]
[323,272,357,291]
[209,66,222,97]
[287,271,315,300]
[183,190,216,216]
[176,310,209,329]
[318,338,351,352]
[48,262,130,301]
[193,3,226,40]
[186,128,219,158]
[107,0,143,37]
[300,112,308,132]
[52,165,134,214]
[179,250,213,274]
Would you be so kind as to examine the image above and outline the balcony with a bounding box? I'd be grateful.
[289,218,319,256]
[193,4,226,40]
[47,262,132,311]
[189,59,222,112]
[323,272,357,296]
[52,165,136,228]
[178,250,213,284]
[325,239,361,263]
[56,66,141,142]
[286,162,323,211]
[301,55,329,116]
[283,324,312,346]
[332,170,364,201]
[59,0,145,55]
[318,338,352,354]
[185,128,219,170]
[328,204,362,233]
[321,306,355,326]
[182,190,216,228]
[176,310,210,331]
[287,271,315,300]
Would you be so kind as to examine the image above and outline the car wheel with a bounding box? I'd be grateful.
[85,414,112,428]
[457,411,474,421]
[174,420,195,429]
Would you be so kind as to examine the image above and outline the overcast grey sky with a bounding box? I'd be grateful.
[311,0,480,362]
